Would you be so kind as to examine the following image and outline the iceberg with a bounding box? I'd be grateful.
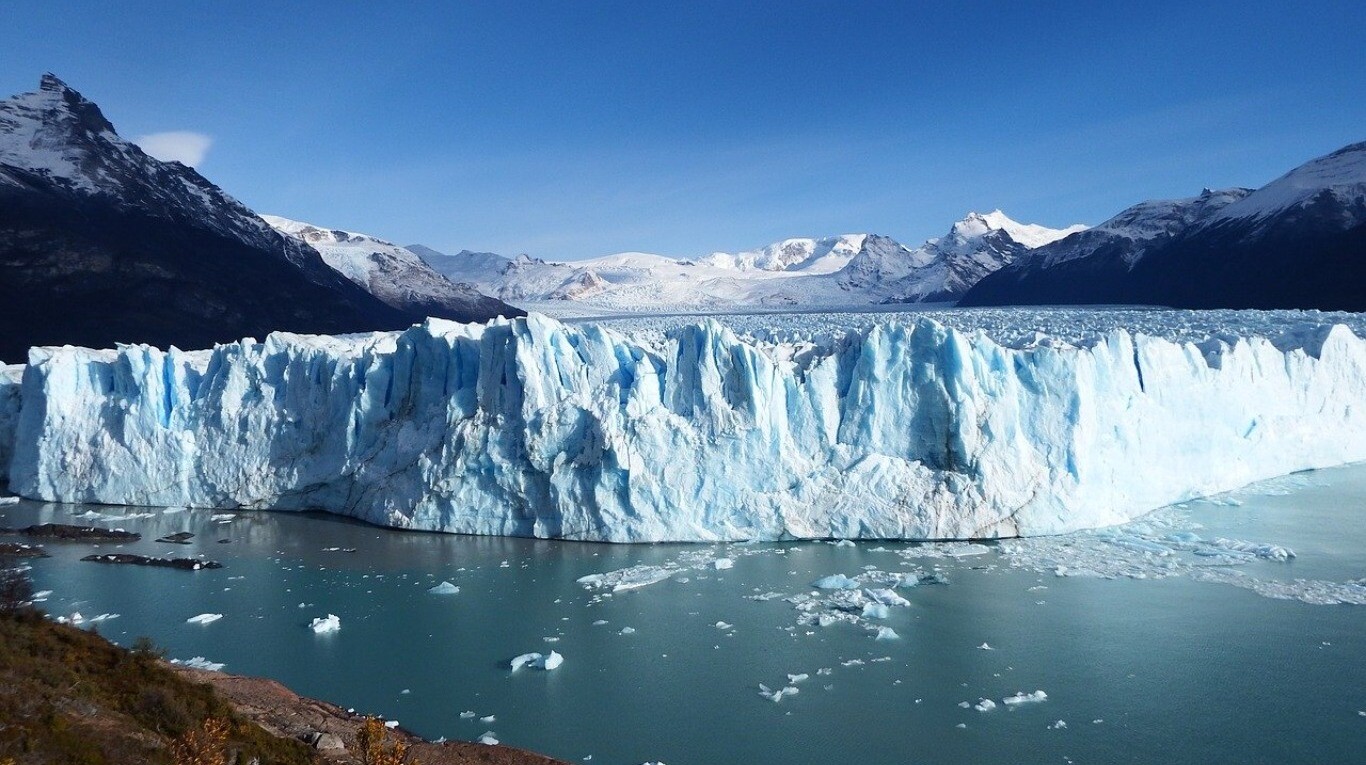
[427,581,460,595]
[309,614,341,633]
[5,312,1366,542]
[185,613,223,625]
[510,650,563,671]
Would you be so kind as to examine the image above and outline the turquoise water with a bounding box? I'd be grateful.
[6,465,1366,765]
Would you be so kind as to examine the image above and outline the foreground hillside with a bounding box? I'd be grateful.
[0,598,564,764]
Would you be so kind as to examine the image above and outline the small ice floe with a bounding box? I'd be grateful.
[427,581,460,595]
[978,642,994,650]
[172,656,225,671]
[865,588,910,607]
[78,613,119,624]
[0,496,20,505]
[459,711,476,719]
[1049,720,1067,730]
[812,574,860,590]
[384,720,399,729]
[841,659,865,667]
[974,699,997,712]
[32,590,52,602]
[210,513,235,523]
[592,619,609,626]
[715,621,734,630]
[578,565,676,592]
[757,683,800,702]
[478,732,499,745]
[619,626,636,635]
[832,539,856,548]
[786,673,809,684]
[861,603,890,619]
[309,614,341,633]
[1002,690,1048,706]
[713,558,734,570]
[186,613,223,625]
[874,626,900,641]
[510,651,563,671]
[162,506,187,514]
[480,715,496,724]
[400,689,411,695]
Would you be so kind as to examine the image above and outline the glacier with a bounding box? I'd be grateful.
[3,311,1366,542]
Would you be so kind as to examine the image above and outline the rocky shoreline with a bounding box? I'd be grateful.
[173,666,567,765]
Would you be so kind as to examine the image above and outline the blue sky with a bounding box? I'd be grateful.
[3,1,1364,259]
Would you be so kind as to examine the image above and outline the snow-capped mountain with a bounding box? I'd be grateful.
[415,212,1085,312]
[961,141,1366,310]
[262,216,520,322]
[0,75,445,362]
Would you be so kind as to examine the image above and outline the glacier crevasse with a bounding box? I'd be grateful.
[3,314,1365,542]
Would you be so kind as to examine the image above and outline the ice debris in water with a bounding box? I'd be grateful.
[812,574,860,590]
[171,656,225,671]
[1049,720,1068,730]
[1003,690,1048,706]
[427,581,460,595]
[713,558,734,570]
[510,651,563,671]
[974,699,997,712]
[874,627,900,641]
[757,684,800,702]
[478,732,499,745]
[185,613,222,625]
[309,614,341,633]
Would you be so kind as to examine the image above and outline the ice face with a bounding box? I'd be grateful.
[5,311,1366,543]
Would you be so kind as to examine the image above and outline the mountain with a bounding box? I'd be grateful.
[960,141,1366,310]
[413,212,1084,312]
[0,75,499,363]
[262,216,520,322]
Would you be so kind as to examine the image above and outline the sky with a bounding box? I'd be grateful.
[2,1,1364,260]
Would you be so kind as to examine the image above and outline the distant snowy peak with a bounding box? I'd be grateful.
[696,234,867,274]
[263,215,520,322]
[947,210,1087,249]
[1209,141,1366,226]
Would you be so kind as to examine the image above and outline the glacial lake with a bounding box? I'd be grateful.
[6,464,1366,765]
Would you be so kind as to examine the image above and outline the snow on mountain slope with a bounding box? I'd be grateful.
[0,74,421,362]
[1207,141,1366,227]
[414,213,1084,312]
[262,216,520,322]
[6,312,1366,542]
[408,244,514,294]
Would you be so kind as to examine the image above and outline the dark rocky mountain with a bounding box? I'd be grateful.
[0,75,513,363]
[960,142,1366,310]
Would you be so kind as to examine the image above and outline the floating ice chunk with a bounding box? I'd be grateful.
[619,627,636,635]
[427,581,460,595]
[787,673,809,684]
[974,699,997,712]
[861,603,890,619]
[715,621,734,630]
[0,496,19,505]
[172,656,225,671]
[510,651,563,671]
[186,613,222,625]
[86,613,118,623]
[1049,720,1067,729]
[832,540,856,548]
[813,574,860,590]
[713,558,734,570]
[478,732,499,745]
[958,701,970,708]
[978,642,993,650]
[32,590,52,601]
[874,627,900,641]
[384,720,399,729]
[865,588,910,607]
[460,711,476,719]
[1003,690,1048,705]
[592,619,609,626]
[480,715,496,724]
[309,614,341,633]
[758,684,800,702]
[1211,538,1295,561]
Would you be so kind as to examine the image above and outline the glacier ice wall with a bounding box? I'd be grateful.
[5,314,1366,542]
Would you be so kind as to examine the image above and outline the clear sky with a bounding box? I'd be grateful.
[2,1,1363,260]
